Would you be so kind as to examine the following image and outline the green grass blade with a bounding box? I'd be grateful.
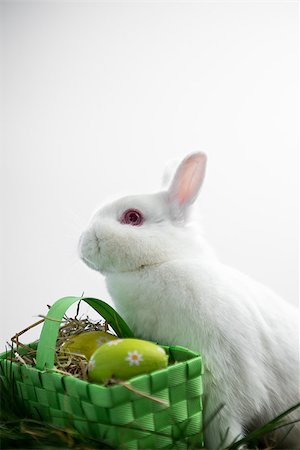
[227,402,300,449]
[83,297,135,338]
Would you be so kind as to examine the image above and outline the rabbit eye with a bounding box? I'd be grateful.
[120,209,144,226]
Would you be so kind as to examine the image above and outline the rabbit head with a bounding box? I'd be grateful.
[78,152,207,275]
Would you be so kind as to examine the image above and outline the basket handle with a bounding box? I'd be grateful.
[35,296,134,370]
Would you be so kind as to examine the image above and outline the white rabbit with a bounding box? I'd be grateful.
[78,153,299,449]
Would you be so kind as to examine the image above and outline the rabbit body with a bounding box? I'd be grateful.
[79,154,299,449]
[106,255,299,448]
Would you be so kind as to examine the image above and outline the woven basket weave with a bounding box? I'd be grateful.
[0,296,204,449]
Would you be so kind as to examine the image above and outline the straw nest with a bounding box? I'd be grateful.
[7,301,113,381]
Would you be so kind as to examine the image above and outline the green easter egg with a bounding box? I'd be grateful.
[87,338,168,383]
[61,330,118,360]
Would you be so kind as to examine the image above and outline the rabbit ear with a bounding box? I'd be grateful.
[167,152,207,221]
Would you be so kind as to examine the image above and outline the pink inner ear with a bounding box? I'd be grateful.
[175,153,206,206]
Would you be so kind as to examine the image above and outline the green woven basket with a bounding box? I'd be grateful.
[0,296,204,449]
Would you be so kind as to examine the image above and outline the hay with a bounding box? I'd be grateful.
[8,301,113,380]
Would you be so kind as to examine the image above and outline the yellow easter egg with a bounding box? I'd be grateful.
[87,338,168,383]
[61,330,118,360]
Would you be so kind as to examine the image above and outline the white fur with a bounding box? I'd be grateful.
[78,153,299,449]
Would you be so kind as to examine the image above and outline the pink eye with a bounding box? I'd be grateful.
[120,209,144,226]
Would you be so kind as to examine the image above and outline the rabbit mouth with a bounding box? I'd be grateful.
[118,262,162,273]
[139,263,160,270]
[80,253,100,271]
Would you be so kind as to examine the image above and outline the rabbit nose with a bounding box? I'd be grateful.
[94,230,103,249]
[94,229,100,240]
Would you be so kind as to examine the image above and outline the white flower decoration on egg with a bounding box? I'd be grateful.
[125,350,143,366]
[107,339,123,346]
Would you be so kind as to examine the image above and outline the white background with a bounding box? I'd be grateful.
[0,0,298,345]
